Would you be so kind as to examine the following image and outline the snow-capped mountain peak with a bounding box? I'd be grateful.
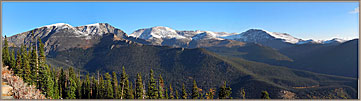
[191,31,224,40]
[296,39,323,44]
[323,38,347,44]
[73,23,127,39]
[129,26,187,40]
[267,32,301,44]
[43,23,73,29]
[222,29,302,44]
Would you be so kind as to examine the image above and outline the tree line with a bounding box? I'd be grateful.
[2,35,271,99]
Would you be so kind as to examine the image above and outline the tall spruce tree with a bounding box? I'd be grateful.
[91,75,97,99]
[175,89,179,99]
[45,65,54,98]
[19,45,25,78]
[9,50,16,69]
[135,73,144,99]
[206,88,215,99]
[76,72,82,99]
[147,69,158,99]
[2,35,10,67]
[104,73,114,99]
[218,81,232,99]
[53,68,60,99]
[240,88,246,99]
[111,72,118,99]
[200,92,204,99]
[98,74,105,99]
[191,80,199,99]
[261,91,270,99]
[182,83,187,99]
[119,66,130,99]
[125,81,134,99]
[59,68,66,98]
[66,67,77,99]
[169,84,174,99]
[85,73,91,99]
[164,87,169,99]
[38,38,48,91]
[158,75,165,99]
[22,46,32,84]
[30,45,39,86]
[38,38,46,67]
[81,78,86,99]
[14,50,22,76]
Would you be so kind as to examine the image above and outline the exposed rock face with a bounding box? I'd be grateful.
[129,26,241,48]
[222,29,300,49]
[7,23,128,53]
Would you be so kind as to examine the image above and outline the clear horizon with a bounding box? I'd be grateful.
[2,2,359,40]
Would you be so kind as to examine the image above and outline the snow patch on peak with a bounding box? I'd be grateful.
[43,23,73,29]
[152,26,173,30]
[323,38,347,44]
[222,29,302,44]
[84,23,101,27]
[130,26,187,40]
[297,38,348,45]
[268,32,301,44]
[296,39,322,44]
[192,31,220,40]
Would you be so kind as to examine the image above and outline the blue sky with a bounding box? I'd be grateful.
[2,2,359,40]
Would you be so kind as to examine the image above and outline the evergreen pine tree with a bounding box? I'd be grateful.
[76,72,82,99]
[119,67,128,99]
[117,81,122,99]
[85,72,91,99]
[261,91,270,99]
[66,77,77,99]
[91,75,97,99]
[125,81,134,99]
[14,50,22,76]
[9,50,16,69]
[119,66,130,99]
[38,38,46,67]
[22,45,32,84]
[218,81,231,99]
[18,45,25,79]
[175,89,179,99]
[66,67,77,99]
[104,73,114,99]
[169,84,174,99]
[53,68,60,99]
[38,39,48,91]
[45,65,54,98]
[98,74,105,99]
[200,92,204,99]
[206,88,215,99]
[182,83,187,99]
[81,78,86,99]
[111,71,118,99]
[30,45,39,87]
[2,35,10,67]
[158,75,165,99]
[147,69,158,99]
[59,68,66,99]
[135,73,144,99]
[240,88,246,99]
[164,87,169,99]
[191,80,199,99]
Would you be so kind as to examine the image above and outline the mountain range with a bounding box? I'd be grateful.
[3,23,358,99]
